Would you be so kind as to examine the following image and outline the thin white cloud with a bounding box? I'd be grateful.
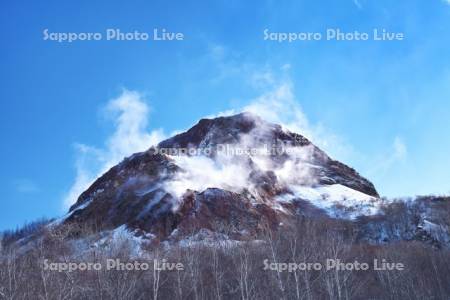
[12,179,39,194]
[207,43,244,84]
[63,90,166,209]
[366,136,408,177]
[393,136,407,161]
[353,0,363,9]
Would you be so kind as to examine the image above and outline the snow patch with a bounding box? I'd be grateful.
[277,184,379,219]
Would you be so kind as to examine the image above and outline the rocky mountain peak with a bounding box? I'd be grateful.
[65,113,380,242]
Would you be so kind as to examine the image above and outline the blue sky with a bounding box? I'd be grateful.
[1,0,449,230]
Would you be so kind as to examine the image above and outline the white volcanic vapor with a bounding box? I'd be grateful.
[273,145,317,186]
[163,112,318,208]
[163,151,317,211]
[63,90,165,209]
[210,73,347,161]
[207,80,314,139]
[243,82,313,139]
[105,90,165,165]
[164,153,251,199]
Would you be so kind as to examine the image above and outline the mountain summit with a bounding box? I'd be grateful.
[65,112,379,242]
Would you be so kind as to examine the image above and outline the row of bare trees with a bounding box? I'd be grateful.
[1,215,450,300]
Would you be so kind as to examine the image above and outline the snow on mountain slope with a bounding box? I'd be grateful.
[277,184,379,219]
